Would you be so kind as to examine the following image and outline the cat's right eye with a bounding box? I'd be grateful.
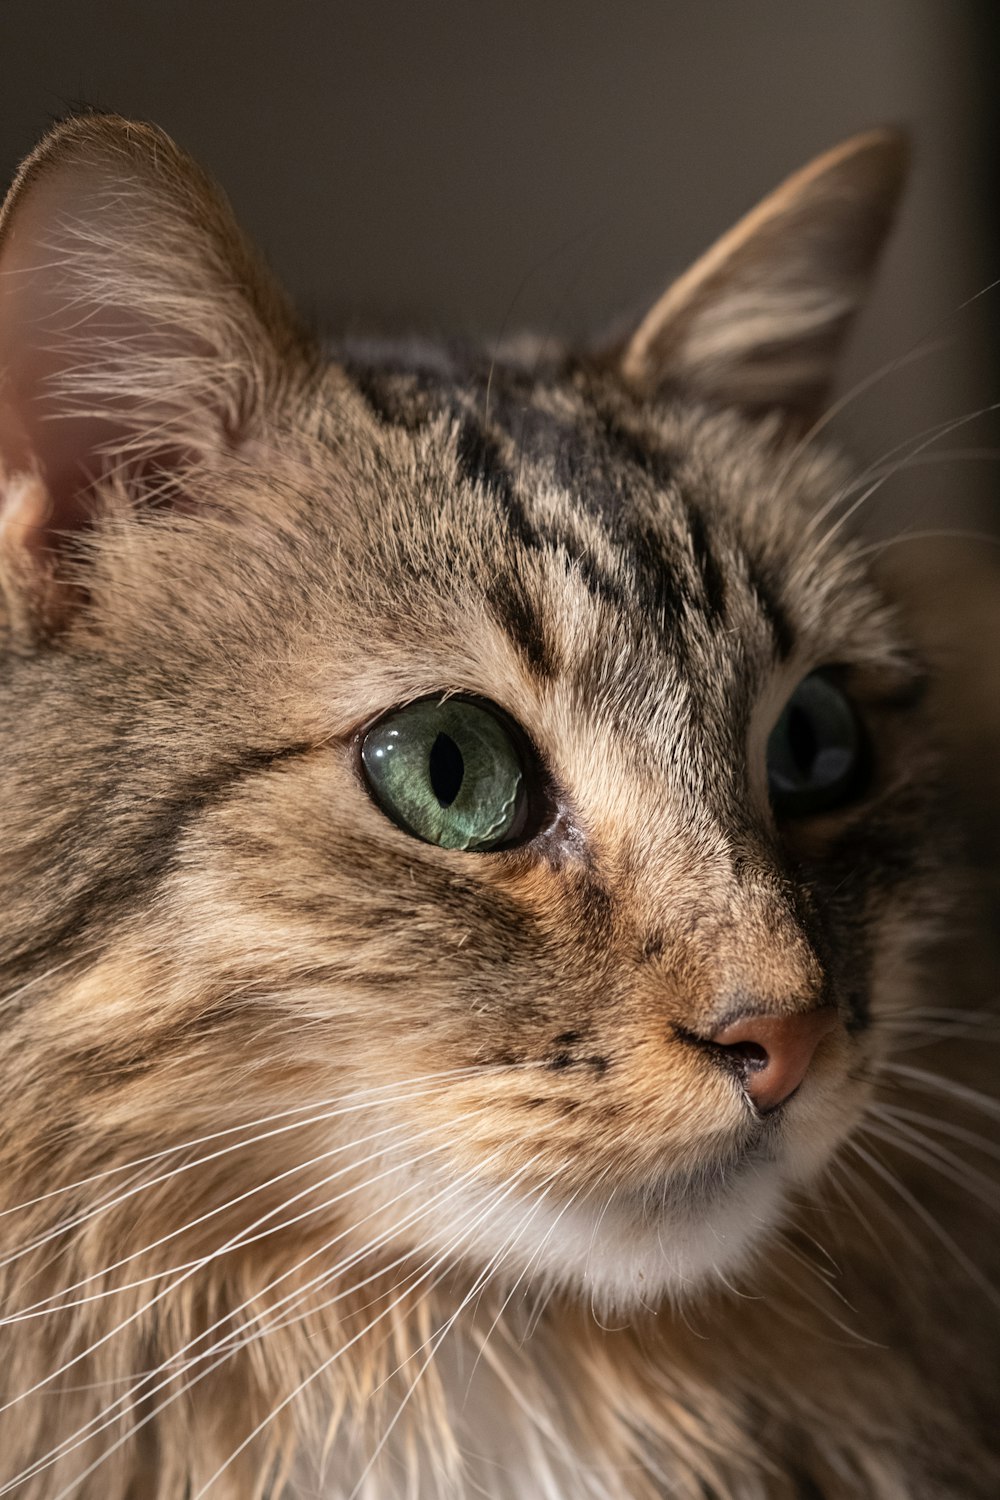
[359,696,537,852]
[766,672,868,818]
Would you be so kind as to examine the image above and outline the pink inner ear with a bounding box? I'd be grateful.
[2,215,146,549]
[0,161,210,558]
[0,382,125,551]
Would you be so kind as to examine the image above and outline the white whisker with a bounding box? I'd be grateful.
[4,1144,508,1495]
[0,1104,497,1427]
[1,1105,474,1322]
[355,1161,572,1496]
[187,1158,544,1500]
[847,1139,1000,1312]
[872,1101,1000,1161]
[879,1062,1000,1121]
[860,1116,1000,1209]
[0,1062,526,1232]
[793,399,1000,587]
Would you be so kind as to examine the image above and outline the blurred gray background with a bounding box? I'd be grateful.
[3,0,999,539]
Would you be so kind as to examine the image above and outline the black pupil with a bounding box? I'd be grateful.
[429,732,465,808]
[787,704,818,778]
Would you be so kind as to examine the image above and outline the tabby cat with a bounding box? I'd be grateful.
[0,114,997,1499]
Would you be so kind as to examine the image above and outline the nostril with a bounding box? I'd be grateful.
[721,1039,768,1070]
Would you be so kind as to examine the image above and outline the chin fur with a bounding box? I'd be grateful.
[385,1096,854,1317]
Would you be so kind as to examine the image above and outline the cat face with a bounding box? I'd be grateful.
[0,118,938,1313]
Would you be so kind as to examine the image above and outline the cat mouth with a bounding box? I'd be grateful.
[466,1144,793,1311]
[617,1136,781,1219]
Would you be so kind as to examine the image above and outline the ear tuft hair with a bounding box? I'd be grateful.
[0,113,306,641]
[609,129,909,423]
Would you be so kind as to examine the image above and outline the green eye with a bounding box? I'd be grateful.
[360,696,531,851]
[767,673,867,817]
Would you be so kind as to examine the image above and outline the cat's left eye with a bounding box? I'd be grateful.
[766,672,867,818]
[360,696,535,851]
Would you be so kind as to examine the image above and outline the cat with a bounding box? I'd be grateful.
[0,112,997,1500]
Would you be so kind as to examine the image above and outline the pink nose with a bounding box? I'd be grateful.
[709,1008,837,1112]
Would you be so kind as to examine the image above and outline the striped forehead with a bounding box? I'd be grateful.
[345,346,798,721]
[459,401,793,686]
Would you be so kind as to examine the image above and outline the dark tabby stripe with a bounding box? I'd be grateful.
[682,499,727,619]
[744,555,795,658]
[599,412,677,492]
[347,354,785,668]
[455,415,516,509]
[484,569,557,678]
[3,741,313,993]
[451,414,559,676]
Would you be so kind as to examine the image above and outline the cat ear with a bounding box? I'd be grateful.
[610,129,909,422]
[0,114,303,640]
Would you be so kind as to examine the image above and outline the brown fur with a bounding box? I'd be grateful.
[0,115,997,1498]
